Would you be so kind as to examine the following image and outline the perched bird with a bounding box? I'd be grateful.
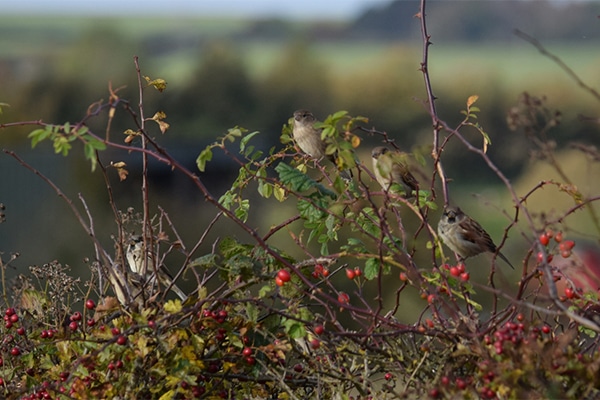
[437,207,514,269]
[292,109,352,180]
[371,146,419,196]
[126,235,187,300]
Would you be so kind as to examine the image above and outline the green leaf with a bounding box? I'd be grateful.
[258,284,272,298]
[188,254,218,268]
[257,181,272,198]
[83,143,98,172]
[364,258,380,280]
[240,130,259,153]
[283,319,306,339]
[275,162,336,198]
[53,136,71,156]
[196,147,213,172]
[246,304,259,323]
[28,127,52,148]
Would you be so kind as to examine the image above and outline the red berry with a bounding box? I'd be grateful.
[517,313,524,322]
[310,338,320,349]
[116,335,127,345]
[245,356,256,365]
[427,294,435,304]
[561,250,572,258]
[17,327,25,336]
[354,267,362,277]
[542,325,551,334]
[9,314,18,323]
[293,363,303,372]
[71,312,82,322]
[5,308,15,316]
[275,277,285,287]
[565,287,575,299]
[562,240,575,251]
[10,347,20,356]
[69,321,78,331]
[536,252,553,263]
[346,268,356,280]
[399,272,408,281]
[460,272,470,282]
[314,325,324,335]
[277,269,291,283]
[554,232,563,243]
[85,299,96,310]
[338,292,350,304]
[384,372,393,380]
[457,263,466,273]
[5,321,12,329]
[441,376,450,385]
[111,327,120,336]
[539,233,550,246]
[242,347,253,357]
[87,318,96,327]
[322,269,330,277]
[449,266,460,277]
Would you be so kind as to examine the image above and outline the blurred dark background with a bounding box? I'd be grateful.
[0,0,599,304]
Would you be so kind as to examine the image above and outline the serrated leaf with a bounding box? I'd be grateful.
[164,299,182,313]
[364,258,380,280]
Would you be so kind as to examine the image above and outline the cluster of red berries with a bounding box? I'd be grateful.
[19,381,53,400]
[537,229,576,262]
[311,264,329,279]
[275,269,291,286]
[441,263,470,282]
[110,327,127,346]
[202,308,228,324]
[483,315,551,356]
[345,267,362,280]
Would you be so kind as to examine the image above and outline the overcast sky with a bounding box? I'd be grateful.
[3,0,394,20]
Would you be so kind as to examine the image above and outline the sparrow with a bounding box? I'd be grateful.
[292,109,352,180]
[371,146,419,196]
[126,235,187,300]
[437,207,514,269]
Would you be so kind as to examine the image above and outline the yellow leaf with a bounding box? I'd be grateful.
[151,111,167,121]
[159,389,176,400]
[467,95,479,107]
[273,185,287,202]
[350,135,361,148]
[136,335,150,358]
[164,299,182,314]
[144,76,168,92]
[157,120,170,134]
[110,161,127,169]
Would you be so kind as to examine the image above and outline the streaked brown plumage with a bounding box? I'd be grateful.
[371,146,419,195]
[292,109,351,180]
[437,206,514,269]
[126,236,187,300]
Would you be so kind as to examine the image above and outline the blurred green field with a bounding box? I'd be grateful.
[1,16,598,86]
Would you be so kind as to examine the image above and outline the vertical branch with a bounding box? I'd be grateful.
[418,0,449,206]
[133,56,155,279]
